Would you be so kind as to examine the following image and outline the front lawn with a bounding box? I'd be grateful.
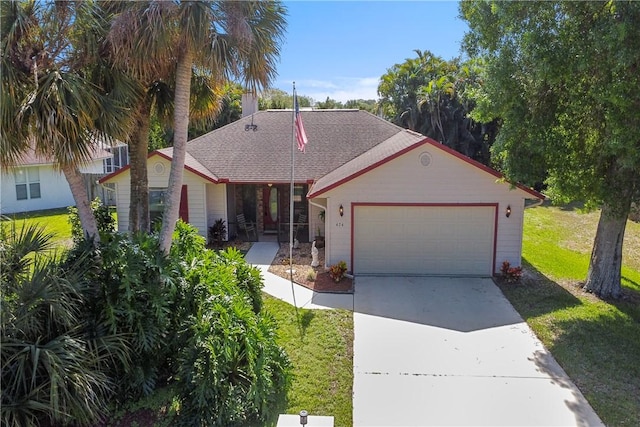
[497,204,640,425]
[1,208,73,249]
[264,295,354,427]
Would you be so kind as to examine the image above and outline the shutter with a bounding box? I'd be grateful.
[179,185,189,222]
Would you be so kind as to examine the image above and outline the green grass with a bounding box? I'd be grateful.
[498,204,640,425]
[1,208,73,249]
[264,295,353,427]
[523,203,640,291]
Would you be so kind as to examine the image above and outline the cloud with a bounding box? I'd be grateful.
[280,76,380,104]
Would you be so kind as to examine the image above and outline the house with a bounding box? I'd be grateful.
[1,141,128,215]
[100,108,543,276]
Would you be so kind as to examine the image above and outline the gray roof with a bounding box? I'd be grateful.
[184,109,404,183]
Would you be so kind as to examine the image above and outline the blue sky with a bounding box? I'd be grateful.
[272,1,468,103]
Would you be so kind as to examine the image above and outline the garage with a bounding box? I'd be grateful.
[353,204,496,276]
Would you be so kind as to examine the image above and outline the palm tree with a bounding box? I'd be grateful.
[1,1,134,242]
[108,1,286,252]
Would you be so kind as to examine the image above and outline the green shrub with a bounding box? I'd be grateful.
[72,232,177,400]
[2,219,291,426]
[68,198,115,243]
[1,224,128,427]
[176,255,290,426]
[208,218,227,248]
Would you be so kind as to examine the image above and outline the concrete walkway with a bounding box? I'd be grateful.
[244,242,353,310]
[353,276,603,426]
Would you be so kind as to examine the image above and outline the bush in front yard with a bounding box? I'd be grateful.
[172,222,291,426]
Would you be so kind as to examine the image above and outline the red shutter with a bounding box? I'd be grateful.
[179,185,189,222]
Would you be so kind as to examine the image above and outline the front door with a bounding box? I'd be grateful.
[263,186,279,233]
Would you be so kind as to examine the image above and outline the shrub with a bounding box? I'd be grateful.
[208,218,227,248]
[328,260,348,282]
[68,198,115,243]
[1,224,128,427]
[307,269,317,281]
[174,230,290,426]
[501,261,523,283]
[69,232,177,401]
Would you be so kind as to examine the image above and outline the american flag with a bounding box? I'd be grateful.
[294,92,308,152]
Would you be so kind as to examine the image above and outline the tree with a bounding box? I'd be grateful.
[344,98,377,113]
[1,0,133,242]
[377,50,497,165]
[108,1,286,252]
[258,88,312,109]
[315,96,342,109]
[462,1,640,298]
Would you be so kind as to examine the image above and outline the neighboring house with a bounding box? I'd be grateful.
[1,141,128,215]
[100,108,543,277]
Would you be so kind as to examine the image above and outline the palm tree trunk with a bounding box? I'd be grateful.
[583,198,632,299]
[159,47,193,253]
[129,101,151,233]
[61,163,100,243]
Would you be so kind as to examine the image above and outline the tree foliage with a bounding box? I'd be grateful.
[462,1,640,298]
[0,0,134,240]
[259,88,313,109]
[2,220,291,426]
[0,224,129,426]
[378,50,498,165]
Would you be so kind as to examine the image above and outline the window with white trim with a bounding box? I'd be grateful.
[14,167,41,200]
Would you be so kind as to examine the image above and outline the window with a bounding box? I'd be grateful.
[14,167,40,200]
[104,145,130,173]
[149,188,166,225]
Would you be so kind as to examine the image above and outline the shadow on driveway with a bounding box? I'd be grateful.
[350,276,523,333]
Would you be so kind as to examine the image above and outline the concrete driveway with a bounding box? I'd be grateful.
[353,276,603,426]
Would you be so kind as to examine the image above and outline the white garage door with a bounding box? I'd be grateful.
[354,205,495,276]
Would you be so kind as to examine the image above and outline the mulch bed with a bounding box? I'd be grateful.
[268,242,353,293]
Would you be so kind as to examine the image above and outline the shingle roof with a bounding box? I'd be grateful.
[308,130,426,197]
[157,148,220,183]
[308,133,546,200]
[184,109,404,183]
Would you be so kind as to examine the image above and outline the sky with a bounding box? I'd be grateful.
[272,1,469,103]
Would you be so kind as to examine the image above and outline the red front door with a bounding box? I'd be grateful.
[263,186,279,232]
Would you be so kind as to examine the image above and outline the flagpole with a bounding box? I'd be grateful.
[290,82,299,315]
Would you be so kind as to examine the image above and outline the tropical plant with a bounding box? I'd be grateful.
[106,1,287,252]
[68,198,116,244]
[208,218,227,248]
[0,0,134,241]
[462,0,640,298]
[68,231,178,400]
[0,223,129,426]
[175,245,289,426]
[378,50,497,165]
[329,260,348,282]
[500,261,523,284]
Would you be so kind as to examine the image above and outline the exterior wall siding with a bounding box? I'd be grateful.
[1,159,110,215]
[206,184,227,241]
[112,156,212,238]
[316,146,533,274]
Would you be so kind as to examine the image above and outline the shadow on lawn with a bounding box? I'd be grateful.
[495,259,583,319]
[500,259,640,425]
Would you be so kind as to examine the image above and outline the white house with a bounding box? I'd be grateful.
[100,110,544,277]
[1,142,128,215]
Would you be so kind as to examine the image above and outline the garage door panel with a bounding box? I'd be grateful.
[354,206,495,276]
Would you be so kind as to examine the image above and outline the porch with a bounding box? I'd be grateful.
[226,183,320,243]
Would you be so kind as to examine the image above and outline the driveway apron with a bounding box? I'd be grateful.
[353,276,603,426]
